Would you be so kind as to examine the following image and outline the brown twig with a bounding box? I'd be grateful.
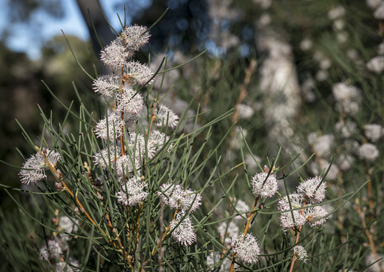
[36,147,134,270]
[229,196,260,272]
[354,198,383,272]
[230,59,257,124]
[288,198,308,272]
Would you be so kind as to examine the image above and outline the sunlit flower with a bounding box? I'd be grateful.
[124,61,154,85]
[116,86,144,117]
[122,25,150,51]
[100,37,134,71]
[93,74,121,97]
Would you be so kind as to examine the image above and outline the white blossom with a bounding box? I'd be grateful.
[367,56,384,73]
[116,176,148,206]
[217,221,239,244]
[252,172,278,198]
[293,246,308,263]
[300,38,313,51]
[39,240,62,262]
[19,149,61,185]
[124,61,154,85]
[364,124,383,142]
[328,5,345,20]
[121,25,150,51]
[359,143,379,162]
[100,37,134,71]
[116,86,144,117]
[170,212,195,246]
[335,120,357,138]
[297,176,326,203]
[155,104,179,128]
[374,3,384,19]
[231,234,260,264]
[95,112,125,140]
[93,74,121,97]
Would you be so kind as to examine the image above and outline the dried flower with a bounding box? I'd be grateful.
[231,234,260,265]
[155,104,179,128]
[293,246,308,263]
[359,143,379,162]
[39,239,62,261]
[170,212,195,246]
[252,172,278,198]
[19,149,61,185]
[116,176,148,206]
[297,176,326,203]
[94,112,125,140]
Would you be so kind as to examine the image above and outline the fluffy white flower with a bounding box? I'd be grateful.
[207,251,233,271]
[231,234,260,264]
[310,160,339,181]
[359,143,379,162]
[155,104,179,128]
[252,172,278,198]
[305,205,328,227]
[59,216,79,233]
[367,56,384,73]
[337,154,355,171]
[116,86,144,117]
[293,246,308,263]
[39,239,62,261]
[121,25,150,51]
[95,112,125,140]
[158,184,202,213]
[93,75,121,97]
[364,124,383,142]
[237,104,255,119]
[328,5,345,20]
[124,61,154,85]
[280,209,306,230]
[233,199,250,221]
[300,38,313,51]
[19,149,61,185]
[170,212,195,246]
[100,37,134,71]
[367,0,383,9]
[312,134,334,158]
[332,83,361,102]
[335,120,357,138]
[297,176,326,203]
[374,3,384,19]
[116,176,148,206]
[55,262,74,272]
[217,221,239,244]
[93,145,121,169]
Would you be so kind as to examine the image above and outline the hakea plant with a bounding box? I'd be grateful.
[13,22,212,271]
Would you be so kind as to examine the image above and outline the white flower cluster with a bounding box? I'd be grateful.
[39,239,63,262]
[158,183,202,246]
[231,233,260,265]
[19,148,61,185]
[332,82,362,116]
[206,251,233,271]
[293,246,308,263]
[92,26,182,211]
[251,171,278,198]
[278,177,328,231]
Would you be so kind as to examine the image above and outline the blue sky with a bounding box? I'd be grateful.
[0,0,137,59]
